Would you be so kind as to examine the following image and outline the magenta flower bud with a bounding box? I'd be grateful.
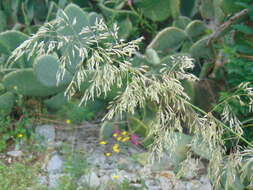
[128,0,132,6]
[130,134,139,145]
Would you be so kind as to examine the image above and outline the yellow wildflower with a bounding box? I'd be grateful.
[112,145,120,153]
[122,136,130,142]
[104,152,112,156]
[113,133,119,137]
[116,136,122,141]
[112,175,119,180]
[65,119,72,124]
[99,140,107,145]
[17,133,24,138]
[121,131,128,136]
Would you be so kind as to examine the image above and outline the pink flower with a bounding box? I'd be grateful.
[128,0,132,6]
[113,129,121,135]
[130,134,139,145]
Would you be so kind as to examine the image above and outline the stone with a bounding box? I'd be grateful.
[100,175,111,184]
[158,177,173,190]
[174,181,186,190]
[180,159,205,180]
[151,153,174,172]
[38,175,47,186]
[35,125,55,145]
[47,154,63,174]
[78,172,100,188]
[48,173,65,188]
[185,180,202,190]
[7,150,22,157]
[144,179,161,190]
[199,176,212,190]
[87,152,106,167]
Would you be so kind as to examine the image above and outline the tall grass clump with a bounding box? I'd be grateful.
[9,7,253,190]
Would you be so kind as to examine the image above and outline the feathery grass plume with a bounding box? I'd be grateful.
[8,8,253,190]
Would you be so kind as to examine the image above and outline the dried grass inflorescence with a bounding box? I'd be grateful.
[9,10,253,190]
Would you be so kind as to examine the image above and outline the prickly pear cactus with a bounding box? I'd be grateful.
[185,20,208,41]
[0,30,28,55]
[148,27,187,56]
[190,38,215,59]
[2,69,65,97]
[165,132,193,166]
[57,3,90,36]
[34,55,72,87]
[43,92,68,111]
[173,16,192,30]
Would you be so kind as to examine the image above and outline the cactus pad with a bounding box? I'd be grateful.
[148,27,187,56]
[3,69,65,97]
[34,55,72,87]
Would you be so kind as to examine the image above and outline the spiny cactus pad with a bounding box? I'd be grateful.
[148,27,187,56]
[34,55,72,87]
[172,16,192,30]
[165,132,193,165]
[43,92,67,111]
[0,30,28,54]
[58,3,89,36]
[3,69,65,97]
[185,20,208,41]
[190,38,215,59]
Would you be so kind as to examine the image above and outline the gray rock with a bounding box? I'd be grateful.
[87,152,106,167]
[174,181,186,190]
[48,173,65,188]
[180,159,205,180]
[151,154,174,172]
[158,177,173,190]
[7,150,22,157]
[38,176,47,186]
[199,176,212,190]
[47,154,63,174]
[100,175,111,184]
[185,180,202,190]
[35,125,55,145]
[78,172,100,188]
[144,179,161,190]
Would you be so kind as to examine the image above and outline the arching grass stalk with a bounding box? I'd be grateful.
[186,101,253,148]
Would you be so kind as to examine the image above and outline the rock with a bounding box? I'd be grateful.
[38,175,47,186]
[47,154,63,174]
[173,181,186,190]
[35,125,55,145]
[7,150,22,157]
[158,177,173,190]
[156,170,175,180]
[144,179,161,190]
[151,153,174,172]
[78,172,100,188]
[87,152,106,167]
[199,176,212,190]
[100,175,111,184]
[180,159,205,180]
[185,180,202,190]
[48,173,65,188]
